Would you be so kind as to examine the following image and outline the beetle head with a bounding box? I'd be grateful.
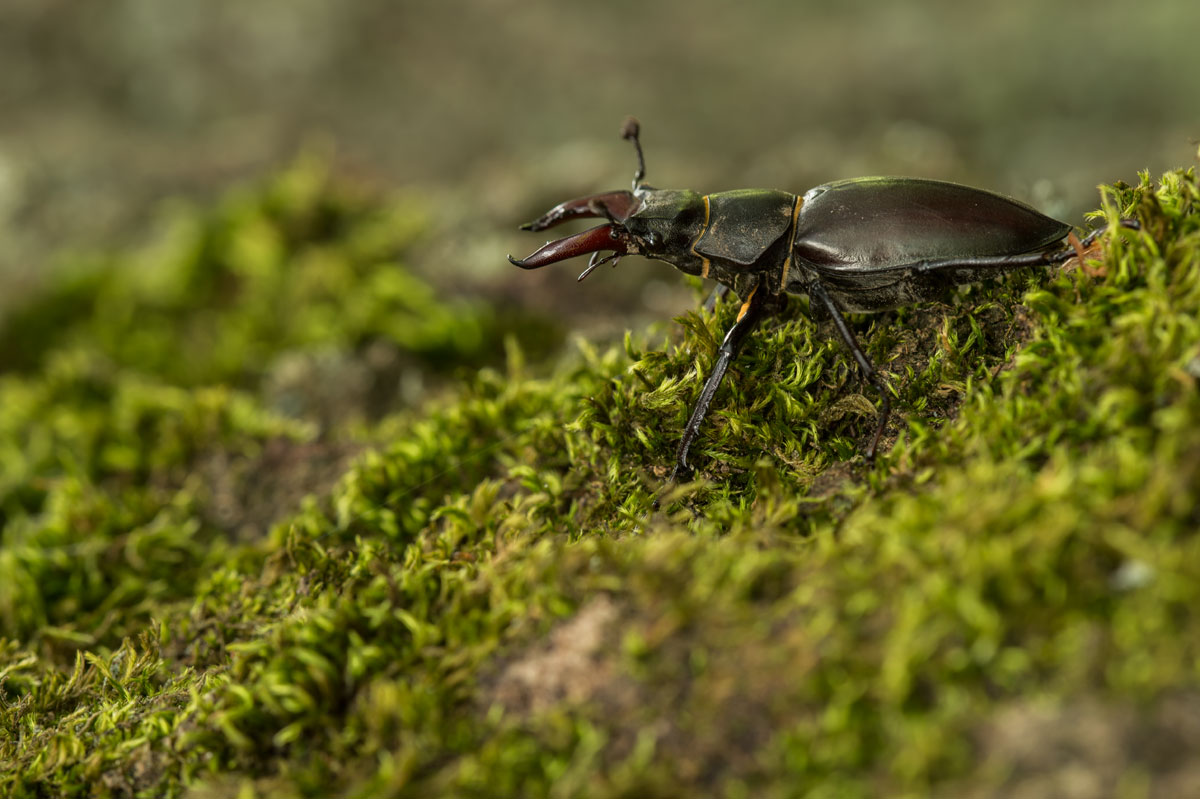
[509,118,708,281]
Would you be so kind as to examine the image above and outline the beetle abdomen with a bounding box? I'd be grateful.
[792,177,1070,271]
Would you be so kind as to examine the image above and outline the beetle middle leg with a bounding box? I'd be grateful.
[670,280,777,482]
[702,283,731,313]
[808,279,892,460]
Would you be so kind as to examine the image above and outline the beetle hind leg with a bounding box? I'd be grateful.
[809,280,892,460]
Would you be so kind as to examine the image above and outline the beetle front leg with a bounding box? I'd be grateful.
[808,280,892,460]
[670,282,775,483]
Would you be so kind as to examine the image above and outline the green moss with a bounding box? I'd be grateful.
[2,165,1198,797]
[0,152,559,407]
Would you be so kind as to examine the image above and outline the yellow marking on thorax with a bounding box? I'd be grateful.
[691,194,713,279]
[779,196,804,292]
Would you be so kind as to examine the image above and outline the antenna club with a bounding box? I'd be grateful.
[620,116,646,189]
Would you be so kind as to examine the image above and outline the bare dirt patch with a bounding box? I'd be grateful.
[197,437,363,540]
[490,595,627,716]
[944,694,1200,798]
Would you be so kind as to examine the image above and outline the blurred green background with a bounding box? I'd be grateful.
[1,0,1197,334]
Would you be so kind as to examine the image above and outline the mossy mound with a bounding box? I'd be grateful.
[1,164,1198,798]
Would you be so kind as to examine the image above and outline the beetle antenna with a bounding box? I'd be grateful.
[621,116,646,189]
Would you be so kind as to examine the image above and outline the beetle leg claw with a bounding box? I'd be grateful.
[577,252,622,282]
[668,462,693,484]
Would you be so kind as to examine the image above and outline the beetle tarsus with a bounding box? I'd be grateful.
[864,389,891,461]
[667,461,693,485]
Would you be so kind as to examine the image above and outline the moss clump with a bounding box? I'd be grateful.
[0,152,559,420]
[2,165,1198,797]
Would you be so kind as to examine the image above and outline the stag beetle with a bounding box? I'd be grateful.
[510,118,1098,482]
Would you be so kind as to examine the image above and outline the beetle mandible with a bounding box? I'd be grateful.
[510,117,1094,482]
